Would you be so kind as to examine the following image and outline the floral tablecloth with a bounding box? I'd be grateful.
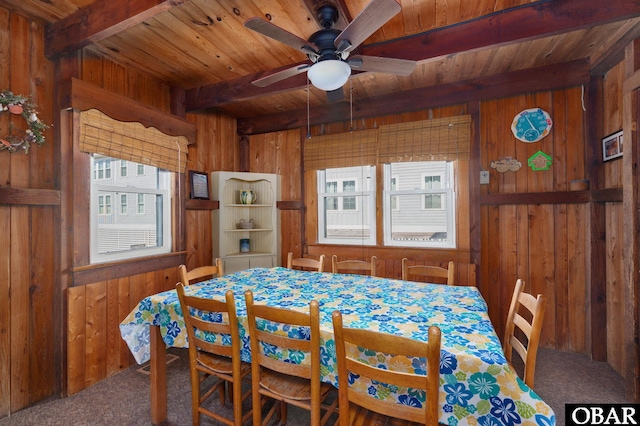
[120,267,555,426]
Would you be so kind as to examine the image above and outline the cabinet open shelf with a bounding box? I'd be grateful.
[211,172,281,274]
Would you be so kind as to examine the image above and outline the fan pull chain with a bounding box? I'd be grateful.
[307,79,311,139]
[350,81,354,132]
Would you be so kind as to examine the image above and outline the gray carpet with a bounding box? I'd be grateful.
[0,347,630,425]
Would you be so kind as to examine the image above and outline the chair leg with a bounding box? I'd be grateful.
[219,381,226,406]
[191,369,201,426]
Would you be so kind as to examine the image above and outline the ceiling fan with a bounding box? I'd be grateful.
[244,0,417,101]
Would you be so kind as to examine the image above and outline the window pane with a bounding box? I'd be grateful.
[318,165,376,245]
[424,194,442,209]
[384,161,455,248]
[91,154,171,263]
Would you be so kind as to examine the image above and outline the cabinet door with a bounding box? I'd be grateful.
[249,255,275,269]
[224,257,251,274]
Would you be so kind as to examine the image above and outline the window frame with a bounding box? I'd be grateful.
[383,162,456,248]
[317,166,376,246]
[89,155,173,264]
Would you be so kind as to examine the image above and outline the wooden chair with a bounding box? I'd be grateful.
[179,258,224,285]
[331,255,377,277]
[332,310,441,425]
[176,283,252,426]
[503,279,547,388]
[287,252,326,272]
[401,258,455,285]
[244,290,338,426]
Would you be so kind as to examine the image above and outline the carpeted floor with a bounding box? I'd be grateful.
[0,347,631,426]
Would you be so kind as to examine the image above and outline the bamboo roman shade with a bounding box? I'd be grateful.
[304,128,378,170]
[304,115,471,170]
[78,108,189,173]
[379,115,471,162]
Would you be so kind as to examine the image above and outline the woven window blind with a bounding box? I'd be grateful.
[78,109,188,173]
[305,116,471,170]
[378,115,471,163]
[304,128,378,170]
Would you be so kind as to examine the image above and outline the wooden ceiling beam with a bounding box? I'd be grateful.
[236,58,591,135]
[363,0,640,60]
[186,0,639,112]
[44,0,191,59]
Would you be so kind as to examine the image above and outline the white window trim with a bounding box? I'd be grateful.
[317,167,376,246]
[90,169,172,264]
[383,163,456,248]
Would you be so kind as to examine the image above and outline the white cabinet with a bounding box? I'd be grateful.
[211,172,280,274]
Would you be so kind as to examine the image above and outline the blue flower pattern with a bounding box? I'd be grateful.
[119,267,554,426]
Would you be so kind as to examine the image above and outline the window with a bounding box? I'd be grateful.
[90,154,172,264]
[390,176,399,211]
[137,164,144,175]
[137,193,145,214]
[325,181,338,210]
[98,195,111,215]
[95,159,111,180]
[317,166,376,245]
[342,180,356,210]
[120,194,128,214]
[120,160,127,177]
[384,161,455,248]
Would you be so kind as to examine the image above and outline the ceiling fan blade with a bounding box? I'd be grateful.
[252,64,311,87]
[244,17,317,56]
[334,0,401,53]
[326,88,344,103]
[349,55,417,76]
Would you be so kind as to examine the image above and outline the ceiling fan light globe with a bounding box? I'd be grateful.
[308,60,351,91]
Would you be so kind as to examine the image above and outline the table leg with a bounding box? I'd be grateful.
[150,325,167,425]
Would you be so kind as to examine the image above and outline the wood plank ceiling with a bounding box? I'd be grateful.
[3,0,640,134]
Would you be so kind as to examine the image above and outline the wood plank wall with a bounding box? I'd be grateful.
[602,62,625,374]
[66,267,179,394]
[0,10,56,417]
[245,86,623,378]
[480,89,588,352]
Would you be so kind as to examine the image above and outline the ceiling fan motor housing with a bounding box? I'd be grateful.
[308,28,343,62]
[316,5,339,29]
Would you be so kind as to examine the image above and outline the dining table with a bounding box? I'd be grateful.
[120,267,555,426]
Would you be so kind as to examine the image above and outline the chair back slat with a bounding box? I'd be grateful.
[332,310,441,425]
[502,278,547,388]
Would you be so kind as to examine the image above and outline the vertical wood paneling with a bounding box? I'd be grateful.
[606,202,625,372]
[106,278,122,377]
[479,88,592,351]
[85,281,106,388]
[498,204,517,339]
[65,266,179,395]
[10,207,30,411]
[66,285,86,395]
[567,203,586,352]
[118,277,133,368]
[29,207,55,402]
[0,207,10,418]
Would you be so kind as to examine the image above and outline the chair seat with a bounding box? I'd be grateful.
[259,368,334,402]
[196,351,251,376]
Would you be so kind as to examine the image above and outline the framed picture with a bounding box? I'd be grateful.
[189,171,209,200]
[602,130,623,162]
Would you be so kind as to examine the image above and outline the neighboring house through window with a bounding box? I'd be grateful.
[90,154,171,264]
[317,165,376,245]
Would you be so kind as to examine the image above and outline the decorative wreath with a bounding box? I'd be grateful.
[0,89,49,153]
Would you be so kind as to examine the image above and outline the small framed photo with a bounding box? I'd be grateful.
[189,171,209,200]
[602,130,623,162]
